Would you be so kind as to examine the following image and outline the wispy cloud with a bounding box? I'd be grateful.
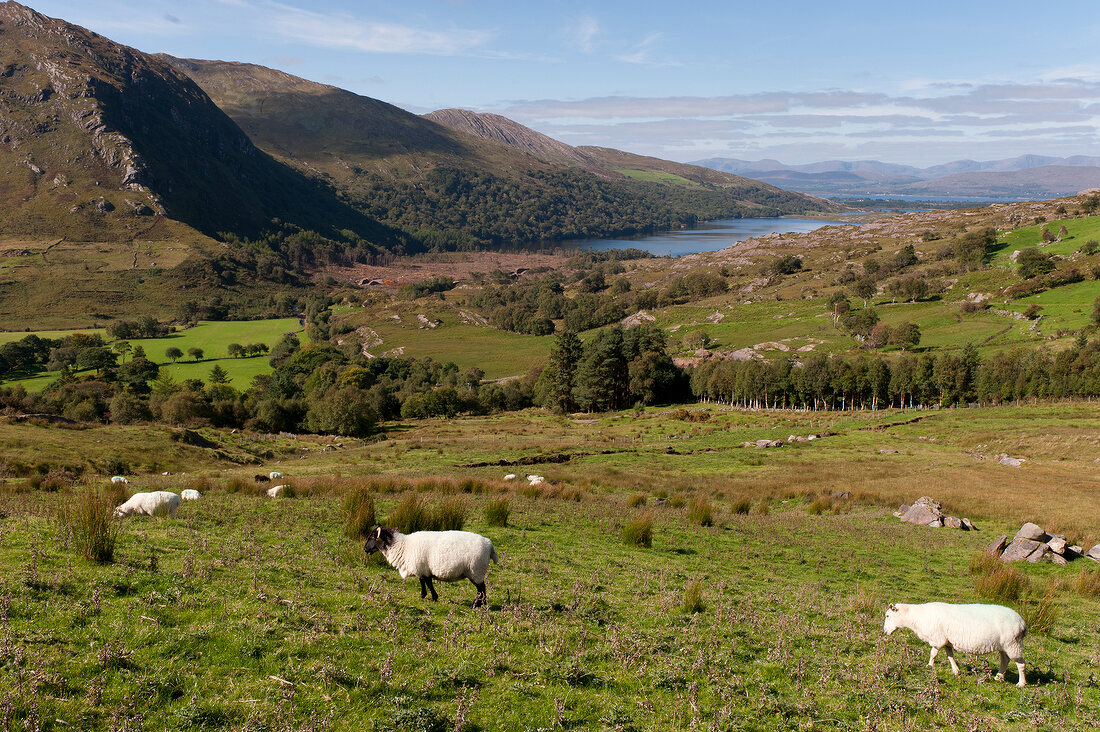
[568,14,600,53]
[615,32,680,67]
[265,3,493,55]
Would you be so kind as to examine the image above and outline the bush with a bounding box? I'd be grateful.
[729,498,752,515]
[970,551,1028,601]
[60,490,120,563]
[627,493,647,508]
[342,488,377,540]
[681,581,705,613]
[686,496,713,526]
[434,495,468,531]
[484,498,510,527]
[622,513,653,548]
[388,493,433,533]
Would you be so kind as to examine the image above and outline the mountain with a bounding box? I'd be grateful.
[0,1,398,243]
[165,58,840,245]
[692,154,1100,199]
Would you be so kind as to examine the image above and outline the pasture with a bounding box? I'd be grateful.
[1,404,1100,730]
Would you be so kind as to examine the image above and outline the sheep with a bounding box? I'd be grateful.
[268,471,283,480]
[364,526,499,607]
[266,484,289,498]
[253,474,270,483]
[110,476,128,485]
[884,602,1027,686]
[503,473,517,481]
[114,491,180,519]
[526,474,545,485]
[180,489,201,501]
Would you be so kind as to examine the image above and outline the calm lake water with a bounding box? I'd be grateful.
[571,217,846,257]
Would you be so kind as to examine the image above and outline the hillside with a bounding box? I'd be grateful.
[0,2,396,242]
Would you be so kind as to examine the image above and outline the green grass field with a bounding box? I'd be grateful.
[614,168,699,186]
[1,319,306,391]
[2,404,1099,730]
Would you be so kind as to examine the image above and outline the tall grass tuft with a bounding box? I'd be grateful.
[1017,584,1060,635]
[681,581,705,613]
[342,488,377,540]
[730,498,752,515]
[686,496,713,527]
[485,498,510,527]
[434,495,468,531]
[970,551,1028,602]
[388,493,433,533]
[1076,566,1100,599]
[61,490,119,563]
[627,493,647,508]
[622,513,653,548]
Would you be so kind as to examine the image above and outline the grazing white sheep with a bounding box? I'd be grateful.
[526,474,545,486]
[364,527,499,607]
[884,602,1027,686]
[180,489,201,501]
[266,484,289,498]
[110,476,128,485]
[114,491,180,519]
[268,471,283,480]
[503,474,517,481]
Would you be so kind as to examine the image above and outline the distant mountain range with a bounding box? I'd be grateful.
[691,156,1100,199]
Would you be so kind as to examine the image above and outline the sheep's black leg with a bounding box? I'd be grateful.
[425,576,438,602]
[472,580,487,608]
[419,577,429,599]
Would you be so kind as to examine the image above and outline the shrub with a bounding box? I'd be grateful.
[342,488,377,540]
[681,581,705,613]
[622,513,653,548]
[388,493,433,533]
[484,498,510,527]
[60,490,119,563]
[1017,584,1060,635]
[39,469,76,492]
[433,496,468,531]
[729,498,752,515]
[970,551,1028,602]
[1076,567,1100,599]
[686,496,713,526]
[627,492,647,508]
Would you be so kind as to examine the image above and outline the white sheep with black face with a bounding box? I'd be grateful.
[884,602,1027,686]
[364,527,499,607]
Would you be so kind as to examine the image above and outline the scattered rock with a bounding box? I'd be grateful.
[1048,553,1069,567]
[986,535,1008,558]
[1048,536,1067,555]
[1001,538,1041,562]
[1087,545,1100,562]
[943,516,963,529]
[878,448,898,454]
[899,497,943,527]
[1026,543,1050,563]
[962,518,975,531]
[1015,522,1047,542]
[745,438,784,449]
[621,310,656,329]
[416,314,440,329]
[996,454,1025,467]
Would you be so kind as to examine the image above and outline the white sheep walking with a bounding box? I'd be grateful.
[110,475,128,485]
[884,602,1027,686]
[114,491,180,519]
[180,489,201,501]
[364,527,499,607]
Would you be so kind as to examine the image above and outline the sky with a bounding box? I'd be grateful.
[21,0,1100,167]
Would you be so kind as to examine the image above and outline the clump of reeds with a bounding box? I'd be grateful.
[681,581,705,613]
[484,498,510,527]
[59,490,119,563]
[342,488,377,540]
[627,493,647,508]
[686,496,713,527]
[622,513,653,548]
[970,551,1028,602]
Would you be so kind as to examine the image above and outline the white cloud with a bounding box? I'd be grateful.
[569,15,600,53]
[615,32,680,67]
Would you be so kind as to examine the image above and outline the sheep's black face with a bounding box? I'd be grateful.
[363,526,394,554]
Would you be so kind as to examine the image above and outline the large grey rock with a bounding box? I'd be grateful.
[1087,545,1100,561]
[1015,522,1047,542]
[1001,538,1041,562]
[929,518,943,528]
[943,516,962,529]
[986,535,1008,557]
[1048,536,1067,555]
[900,503,941,526]
[997,454,1025,467]
[962,518,975,531]
[893,504,909,518]
[1026,543,1050,563]
[1048,552,1069,567]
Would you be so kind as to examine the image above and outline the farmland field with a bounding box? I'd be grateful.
[1,404,1099,730]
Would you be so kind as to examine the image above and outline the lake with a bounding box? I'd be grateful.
[570,217,846,257]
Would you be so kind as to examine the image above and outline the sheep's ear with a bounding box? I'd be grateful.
[886,603,897,613]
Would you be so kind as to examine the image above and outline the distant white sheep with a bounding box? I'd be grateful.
[110,476,128,485]
[884,602,1027,686]
[526,474,545,485]
[266,484,289,498]
[503,474,517,481]
[114,491,180,519]
[364,527,499,607]
[268,471,283,480]
[180,489,201,501]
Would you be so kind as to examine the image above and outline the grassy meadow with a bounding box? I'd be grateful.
[2,404,1100,730]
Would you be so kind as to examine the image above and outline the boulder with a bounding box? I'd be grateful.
[893,504,910,518]
[1001,538,1041,562]
[1048,536,1067,555]
[997,454,1025,467]
[986,535,1008,558]
[1048,552,1069,567]
[1087,545,1100,562]
[1026,543,1050,563]
[962,518,975,531]
[943,516,963,529]
[878,449,898,455]
[1015,522,1047,542]
[900,503,941,526]
[929,518,943,528]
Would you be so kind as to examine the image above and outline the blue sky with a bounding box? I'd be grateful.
[24,0,1100,166]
